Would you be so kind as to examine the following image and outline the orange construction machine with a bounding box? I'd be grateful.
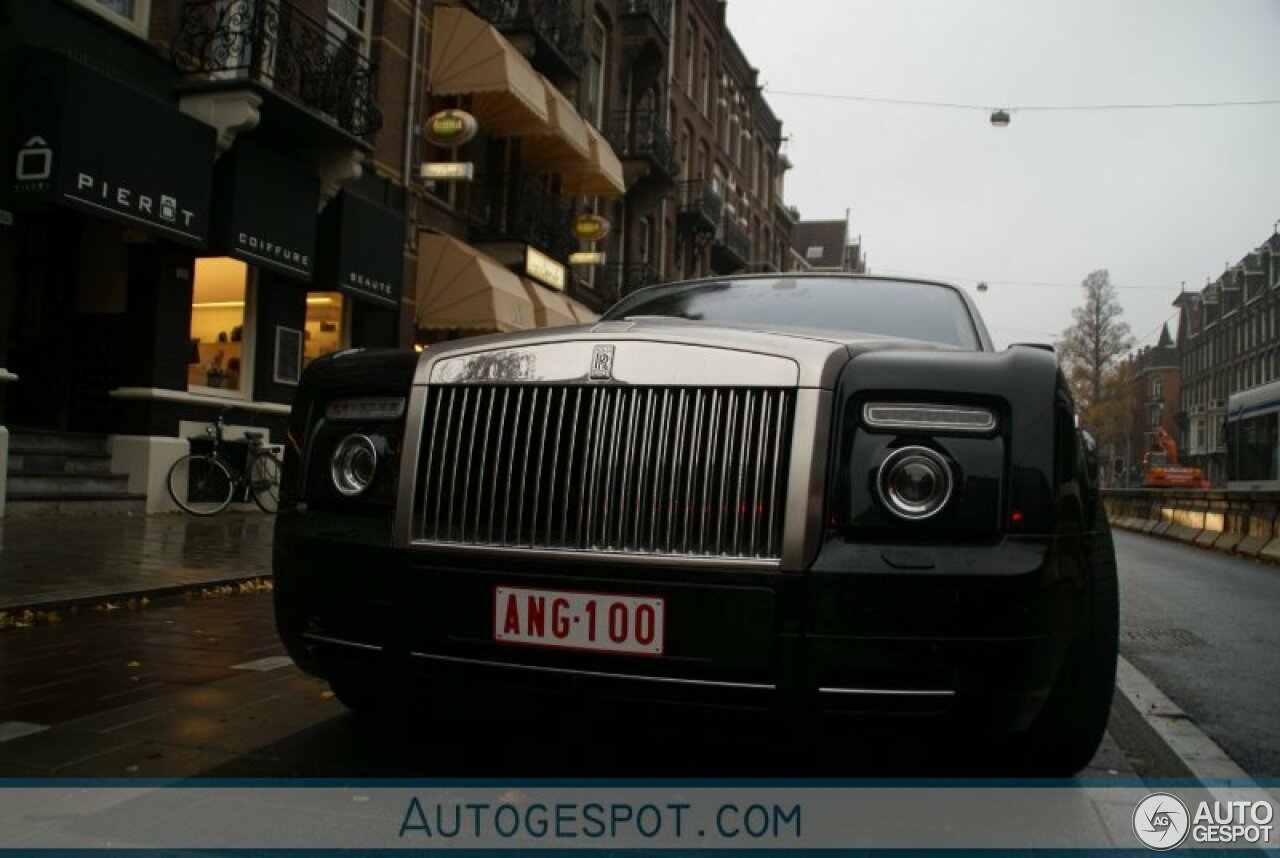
[1142,427,1208,488]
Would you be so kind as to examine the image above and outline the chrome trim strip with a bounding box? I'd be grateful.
[817,686,956,697]
[394,379,431,549]
[410,651,777,691]
[429,340,800,387]
[406,540,782,568]
[302,632,384,653]
[780,388,831,571]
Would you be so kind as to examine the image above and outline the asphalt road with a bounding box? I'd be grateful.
[1114,529,1280,777]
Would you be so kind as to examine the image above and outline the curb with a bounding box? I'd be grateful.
[0,573,272,620]
[1110,518,1280,566]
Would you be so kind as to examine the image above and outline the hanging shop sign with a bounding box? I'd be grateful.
[4,49,214,247]
[571,212,611,243]
[316,190,404,309]
[419,162,475,181]
[423,109,480,147]
[212,140,319,280]
[525,246,566,291]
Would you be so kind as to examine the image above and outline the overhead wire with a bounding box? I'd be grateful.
[764,89,1280,113]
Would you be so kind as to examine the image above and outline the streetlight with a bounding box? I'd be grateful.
[990,109,1011,127]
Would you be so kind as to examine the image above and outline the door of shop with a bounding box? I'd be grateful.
[7,212,121,432]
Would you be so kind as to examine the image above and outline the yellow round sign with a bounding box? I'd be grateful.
[423,110,479,147]
[573,213,611,242]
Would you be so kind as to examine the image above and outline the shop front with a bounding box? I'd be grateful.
[1,46,405,514]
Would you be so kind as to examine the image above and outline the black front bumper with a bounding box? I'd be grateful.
[273,511,1083,734]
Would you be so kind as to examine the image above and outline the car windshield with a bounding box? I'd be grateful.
[602,276,982,349]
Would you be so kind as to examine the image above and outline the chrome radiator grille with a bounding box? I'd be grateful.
[413,385,794,560]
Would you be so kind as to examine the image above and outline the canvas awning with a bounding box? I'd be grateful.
[521,79,592,170]
[416,232,534,333]
[522,279,577,328]
[567,299,600,325]
[428,5,548,135]
[561,125,626,197]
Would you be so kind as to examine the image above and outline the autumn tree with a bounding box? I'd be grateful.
[1057,270,1136,447]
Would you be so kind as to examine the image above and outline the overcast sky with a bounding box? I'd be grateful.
[724,0,1280,350]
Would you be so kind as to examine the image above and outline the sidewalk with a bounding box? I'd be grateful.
[0,513,273,612]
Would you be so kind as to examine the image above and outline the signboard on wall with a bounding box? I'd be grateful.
[212,140,319,281]
[316,191,403,309]
[3,49,215,247]
[273,326,303,386]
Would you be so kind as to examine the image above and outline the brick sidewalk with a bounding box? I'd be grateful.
[0,513,273,611]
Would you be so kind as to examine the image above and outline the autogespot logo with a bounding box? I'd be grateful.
[1134,793,1190,850]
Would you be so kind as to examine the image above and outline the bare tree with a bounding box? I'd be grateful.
[1058,270,1136,445]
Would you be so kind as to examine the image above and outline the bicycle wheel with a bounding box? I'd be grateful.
[248,452,283,513]
[166,454,234,515]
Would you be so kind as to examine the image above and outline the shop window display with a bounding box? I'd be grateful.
[189,257,248,394]
[305,291,346,368]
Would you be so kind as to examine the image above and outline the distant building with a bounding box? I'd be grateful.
[790,216,866,273]
[1174,229,1280,485]
[1127,324,1181,478]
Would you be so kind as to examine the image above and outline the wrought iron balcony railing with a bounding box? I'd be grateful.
[606,111,679,184]
[171,0,383,137]
[712,216,751,272]
[468,172,576,263]
[619,0,672,41]
[471,0,586,78]
[677,180,722,233]
[603,262,663,301]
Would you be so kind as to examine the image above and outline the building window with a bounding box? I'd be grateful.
[1151,377,1163,399]
[305,292,347,369]
[75,0,150,33]
[684,21,695,98]
[189,257,251,396]
[637,216,652,266]
[700,42,712,116]
[327,0,373,56]
[586,15,608,126]
[1149,405,1163,427]
[680,126,692,181]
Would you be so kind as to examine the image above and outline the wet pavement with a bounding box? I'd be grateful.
[0,510,1143,779]
[0,512,273,611]
[0,587,1141,779]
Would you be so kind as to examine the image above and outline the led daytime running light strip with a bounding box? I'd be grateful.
[863,403,996,433]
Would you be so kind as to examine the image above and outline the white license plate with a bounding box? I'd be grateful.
[493,586,665,656]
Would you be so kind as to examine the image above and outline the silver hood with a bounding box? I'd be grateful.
[414,316,959,390]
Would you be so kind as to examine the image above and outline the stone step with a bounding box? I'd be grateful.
[7,428,109,456]
[6,471,132,496]
[5,494,147,518]
[9,450,114,475]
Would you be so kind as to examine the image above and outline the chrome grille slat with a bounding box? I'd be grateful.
[415,384,794,561]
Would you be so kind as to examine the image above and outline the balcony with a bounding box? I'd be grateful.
[602,262,664,302]
[711,216,751,274]
[170,0,383,137]
[606,111,679,187]
[470,0,585,80]
[677,180,722,238]
[619,0,671,91]
[468,172,576,264]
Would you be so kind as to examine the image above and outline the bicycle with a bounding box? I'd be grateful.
[166,408,282,515]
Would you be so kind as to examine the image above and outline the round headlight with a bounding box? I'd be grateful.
[876,446,954,521]
[330,434,378,497]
